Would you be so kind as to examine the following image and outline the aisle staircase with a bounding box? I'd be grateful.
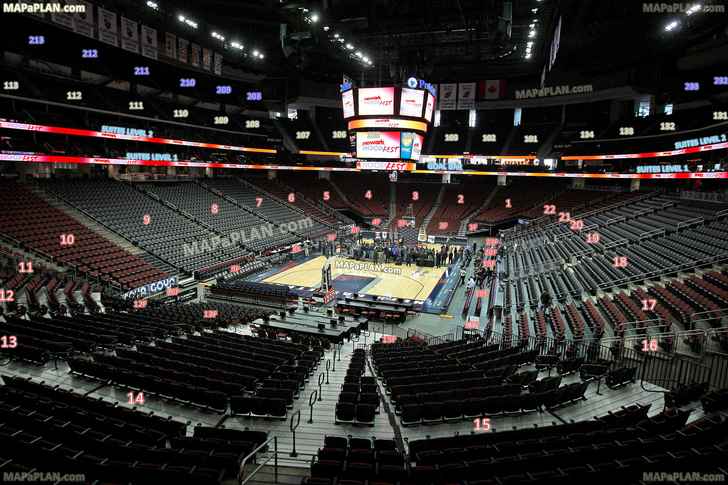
[459,185,501,235]
[419,185,446,241]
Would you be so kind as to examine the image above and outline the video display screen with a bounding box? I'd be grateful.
[424,93,436,122]
[342,89,355,118]
[400,88,425,117]
[356,131,401,159]
[358,87,396,116]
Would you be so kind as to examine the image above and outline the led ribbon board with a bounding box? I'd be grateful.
[0,120,276,153]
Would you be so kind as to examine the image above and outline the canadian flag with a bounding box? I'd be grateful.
[479,80,506,100]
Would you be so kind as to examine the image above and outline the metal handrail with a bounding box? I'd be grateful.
[308,390,318,423]
[289,409,301,457]
[239,435,278,484]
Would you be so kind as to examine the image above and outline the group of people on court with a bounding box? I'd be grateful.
[346,239,466,268]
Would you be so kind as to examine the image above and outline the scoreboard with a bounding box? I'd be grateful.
[342,85,436,161]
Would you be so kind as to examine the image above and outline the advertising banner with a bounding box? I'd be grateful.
[399,88,425,117]
[347,118,428,132]
[358,87,395,116]
[400,133,424,160]
[356,131,400,159]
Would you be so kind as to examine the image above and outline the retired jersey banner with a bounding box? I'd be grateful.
[213,52,223,75]
[163,32,176,59]
[202,48,212,71]
[439,83,457,110]
[190,43,201,67]
[457,82,476,110]
[97,7,119,46]
[72,0,95,38]
[120,17,140,53]
[140,25,158,60]
[178,37,189,63]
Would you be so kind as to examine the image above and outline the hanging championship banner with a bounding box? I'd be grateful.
[213,52,223,75]
[178,37,189,63]
[164,32,176,59]
[457,82,476,110]
[190,43,201,67]
[50,0,74,28]
[439,83,457,110]
[72,0,95,38]
[97,7,119,46]
[202,48,212,71]
[120,17,140,53]
[140,25,158,60]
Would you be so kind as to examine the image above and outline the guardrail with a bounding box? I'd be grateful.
[239,435,278,484]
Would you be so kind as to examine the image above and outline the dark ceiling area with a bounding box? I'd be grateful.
[115,0,728,91]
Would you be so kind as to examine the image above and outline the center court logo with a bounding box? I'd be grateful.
[334,261,402,275]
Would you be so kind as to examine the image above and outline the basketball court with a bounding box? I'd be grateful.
[263,255,450,303]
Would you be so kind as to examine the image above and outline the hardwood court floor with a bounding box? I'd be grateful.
[263,255,449,301]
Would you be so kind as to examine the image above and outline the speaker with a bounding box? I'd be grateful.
[280,311,286,319]
[338,315,345,323]
[318,323,326,332]
[330,319,337,327]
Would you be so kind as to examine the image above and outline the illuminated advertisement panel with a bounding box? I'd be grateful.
[342,90,355,118]
[411,134,424,160]
[347,118,428,132]
[399,88,425,117]
[358,87,395,116]
[400,132,424,160]
[0,120,276,153]
[356,131,400,159]
[424,93,436,122]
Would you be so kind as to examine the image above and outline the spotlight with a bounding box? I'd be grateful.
[345,43,354,50]
[311,13,319,22]
[323,25,330,31]
[686,4,702,15]
[664,20,680,31]
[146,0,159,9]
